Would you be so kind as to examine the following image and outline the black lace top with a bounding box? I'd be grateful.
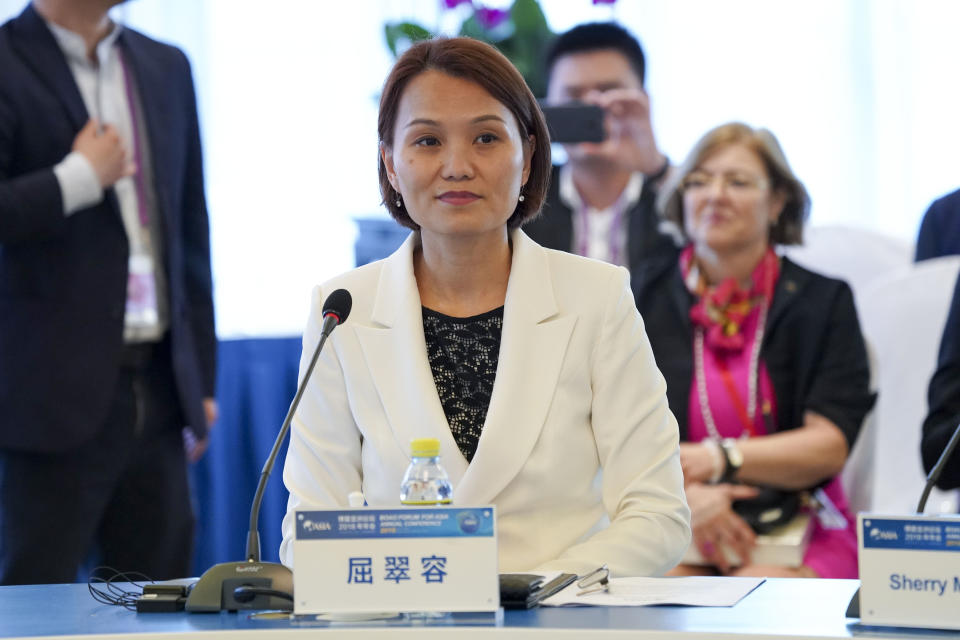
[422,306,504,462]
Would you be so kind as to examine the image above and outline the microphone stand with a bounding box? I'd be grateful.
[916,422,960,513]
[185,311,344,612]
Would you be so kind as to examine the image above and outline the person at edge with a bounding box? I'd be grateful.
[921,272,960,488]
[0,0,216,584]
[915,187,960,261]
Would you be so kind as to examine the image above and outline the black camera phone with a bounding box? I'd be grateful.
[539,102,606,144]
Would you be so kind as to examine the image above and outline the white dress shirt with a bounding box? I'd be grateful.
[559,163,644,269]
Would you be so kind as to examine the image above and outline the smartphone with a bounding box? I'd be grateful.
[539,102,606,144]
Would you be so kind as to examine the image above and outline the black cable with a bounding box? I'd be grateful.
[87,566,155,611]
[88,578,140,610]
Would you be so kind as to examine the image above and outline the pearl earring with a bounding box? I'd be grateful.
[395,195,402,207]
[518,194,525,202]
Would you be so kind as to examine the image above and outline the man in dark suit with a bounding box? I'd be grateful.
[524,22,678,272]
[0,0,216,584]
[922,273,960,488]
[915,187,960,262]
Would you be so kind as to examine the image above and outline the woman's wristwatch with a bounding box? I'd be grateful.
[719,438,743,483]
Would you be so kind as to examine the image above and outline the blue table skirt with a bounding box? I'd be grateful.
[190,336,304,573]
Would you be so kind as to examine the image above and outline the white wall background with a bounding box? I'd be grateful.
[1,0,958,337]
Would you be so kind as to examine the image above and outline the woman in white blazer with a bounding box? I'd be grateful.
[280,37,690,577]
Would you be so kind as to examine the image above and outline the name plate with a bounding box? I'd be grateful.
[293,506,499,615]
[858,513,960,630]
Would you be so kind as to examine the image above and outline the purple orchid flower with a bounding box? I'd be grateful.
[443,0,473,8]
[475,6,511,29]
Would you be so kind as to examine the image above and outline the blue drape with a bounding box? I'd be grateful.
[190,336,303,573]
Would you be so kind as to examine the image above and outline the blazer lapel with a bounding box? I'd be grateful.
[665,263,694,336]
[117,32,170,204]
[455,230,576,505]
[115,32,173,263]
[353,234,470,484]
[10,5,88,130]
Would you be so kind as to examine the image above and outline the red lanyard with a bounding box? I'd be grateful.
[716,360,757,437]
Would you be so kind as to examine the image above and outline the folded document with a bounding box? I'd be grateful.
[542,576,764,607]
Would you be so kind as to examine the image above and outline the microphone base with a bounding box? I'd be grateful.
[184,561,293,612]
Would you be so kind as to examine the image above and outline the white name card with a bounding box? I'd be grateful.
[858,513,960,630]
[293,506,499,615]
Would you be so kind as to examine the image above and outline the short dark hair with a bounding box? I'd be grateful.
[545,22,646,87]
[378,37,552,230]
[658,122,811,246]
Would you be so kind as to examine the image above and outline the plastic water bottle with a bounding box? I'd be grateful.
[400,438,453,505]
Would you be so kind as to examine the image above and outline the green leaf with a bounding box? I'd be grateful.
[510,0,550,34]
[384,21,433,58]
[509,0,554,97]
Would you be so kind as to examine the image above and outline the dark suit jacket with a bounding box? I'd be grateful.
[0,5,215,453]
[916,188,960,262]
[922,272,960,488]
[633,252,874,463]
[523,165,678,271]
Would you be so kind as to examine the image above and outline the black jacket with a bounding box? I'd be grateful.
[0,6,215,452]
[523,165,677,272]
[915,188,960,262]
[633,252,874,461]
[922,272,960,488]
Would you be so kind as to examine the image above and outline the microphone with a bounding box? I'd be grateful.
[847,419,960,619]
[917,421,960,512]
[185,289,353,612]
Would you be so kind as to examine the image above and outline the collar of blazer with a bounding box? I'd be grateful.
[650,251,815,349]
[353,228,577,505]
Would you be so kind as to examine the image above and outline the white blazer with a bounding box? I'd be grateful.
[280,229,690,576]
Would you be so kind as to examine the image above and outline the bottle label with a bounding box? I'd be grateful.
[400,498,453,506]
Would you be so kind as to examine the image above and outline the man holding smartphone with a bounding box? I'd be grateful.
[524,22,678,271]
[922,272,960,489]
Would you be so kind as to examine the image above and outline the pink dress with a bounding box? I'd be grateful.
[687,302,859,579]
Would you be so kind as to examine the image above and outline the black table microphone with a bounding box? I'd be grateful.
[185,289,353,612]
[916,421,960,513]
[846,420,960,619]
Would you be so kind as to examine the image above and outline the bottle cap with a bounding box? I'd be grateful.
[347,491,365,508]
[410,437,440,457]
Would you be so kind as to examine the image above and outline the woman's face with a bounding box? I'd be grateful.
[681,142,786,256]
[381,70,533,240]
